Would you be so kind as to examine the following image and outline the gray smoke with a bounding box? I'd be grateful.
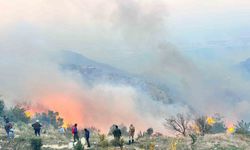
[0,0,249,132]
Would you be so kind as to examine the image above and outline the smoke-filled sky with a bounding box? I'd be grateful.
[0,0,250,133]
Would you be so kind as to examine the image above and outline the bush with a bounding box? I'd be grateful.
[98,134,109,147]
[74,141,84,150]
[6,105,30,123]
[195,116,212,136]
[210,122,226,134]
[165,113,189,136]
[189,134,197,145]
[194,114,226,135]
[0,99,5,117]
[235,120,250,135]
[146,128,154,136]
[110,138,124,148]
[34,110,65,128]
[30,137,43,150]
[209,114,226,134]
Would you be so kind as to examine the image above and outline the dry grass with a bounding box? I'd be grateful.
[1,124,250,150]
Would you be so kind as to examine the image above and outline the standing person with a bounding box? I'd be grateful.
[112,125,122,146]
[4,120,12,138]
[32,120,42,136]
[72,124,79,143]
[129,124,135,144]
[59,126,65,134]
[84,128,91,148]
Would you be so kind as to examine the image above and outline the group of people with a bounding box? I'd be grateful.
[71,123,136,148]
[2,116,136,148]
[71,123,91,147]
[3,117,42,138]
[112,124,135,146]
[30,121,91,147]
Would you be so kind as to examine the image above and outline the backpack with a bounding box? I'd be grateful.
[32,122,41,130]
[5,122,12,131]
[130,126,135,133]
[72,127,77,134]
[71,127,74,134]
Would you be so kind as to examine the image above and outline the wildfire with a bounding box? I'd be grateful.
[227,126,235,134]
[25,111,33,118]
[206,117,215,126]
[62,122,69,129]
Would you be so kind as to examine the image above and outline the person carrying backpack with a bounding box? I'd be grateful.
[32,120,42,136]
[72,124,79,142]
[84,128,91,148]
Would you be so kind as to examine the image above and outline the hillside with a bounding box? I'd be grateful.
[58,50,174,104]
[1,122,250,150]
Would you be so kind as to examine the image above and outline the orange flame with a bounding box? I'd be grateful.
[27,91,155,132]
[206,117,215,126]
[227,124,235,134]
[62,121,69,128]
[25,111,33,118]
[29,94,85,128]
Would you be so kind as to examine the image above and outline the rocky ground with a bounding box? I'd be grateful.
[1,123,250,150]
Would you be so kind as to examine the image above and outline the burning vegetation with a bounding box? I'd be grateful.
[1,98,250,149]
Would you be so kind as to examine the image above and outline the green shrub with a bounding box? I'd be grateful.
[235,120,250,135]
[210,114,227,134]
[195,116,212,136]
[110,138,124,148]
[98,134,109,147]
[6,105,30,123]
[30,137,42,150]
[189,133,197,145]
[0,99,5,117]
[34,110,65,128]
[210,122,227,134]
[146,128,154,136]
[74,141,84,150]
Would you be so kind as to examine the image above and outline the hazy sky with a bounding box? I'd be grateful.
[0,0,250,131]
[1,0,249,70]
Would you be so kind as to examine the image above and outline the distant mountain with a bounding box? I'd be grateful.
[58,50,173,104]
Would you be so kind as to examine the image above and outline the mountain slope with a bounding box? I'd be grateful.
[58,50,173,104]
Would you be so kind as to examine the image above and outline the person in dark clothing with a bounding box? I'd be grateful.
[32,120,42,136]
[4,121,12,138]
[112,125,122,147]
[84,128,91,147]
[113,125,122,140]
[72,124,79,143]
[3,116,12,138]
[4,116,9,124]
